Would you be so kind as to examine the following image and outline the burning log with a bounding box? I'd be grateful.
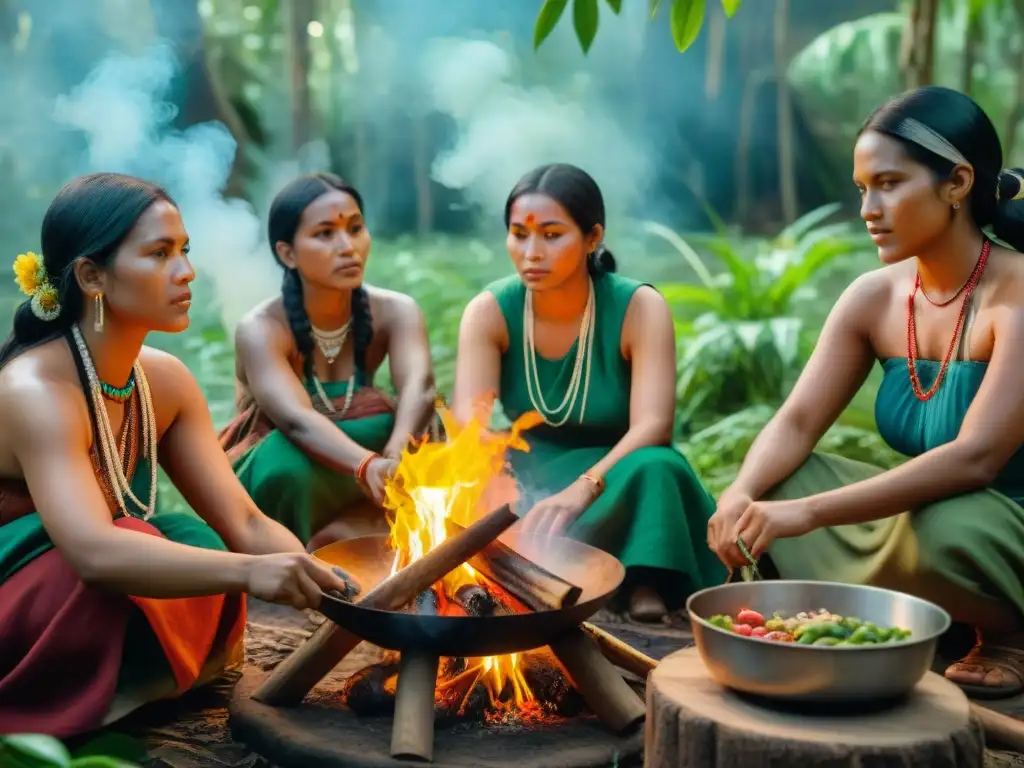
[341,661,399,716]
[447,521,582,611]
[252,503,519,706]
[454,583,497,616]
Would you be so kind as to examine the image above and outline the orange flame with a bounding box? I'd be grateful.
[382,400,543,711]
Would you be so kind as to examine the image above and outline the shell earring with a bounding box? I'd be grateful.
[94,292,104,332]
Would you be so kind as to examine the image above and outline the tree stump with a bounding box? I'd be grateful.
[645,647,984,768]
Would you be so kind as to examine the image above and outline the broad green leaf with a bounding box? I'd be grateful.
[775,202,842,246]
[648,0,662,18]
[1,735,71,766]
[658,282,725,312]
[669,0,706,53]
[70,759,140,768]
[605,0,623,13]
[533,0,568,49]
[573,0,600,53]
[721,0,742,17]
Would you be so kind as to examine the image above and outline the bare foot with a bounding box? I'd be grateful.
[628,586,667,623]
[944,631,1024,699]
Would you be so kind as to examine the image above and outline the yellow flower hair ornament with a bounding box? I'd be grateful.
[13,251,61,322]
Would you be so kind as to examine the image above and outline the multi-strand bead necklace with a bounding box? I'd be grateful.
[906,238,990,402]
[71,324,159,520]
[522,278,596,426]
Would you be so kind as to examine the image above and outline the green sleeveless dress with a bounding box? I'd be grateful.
[767,358,1024,620]
[488,273,728,607]
[230,379,395,543]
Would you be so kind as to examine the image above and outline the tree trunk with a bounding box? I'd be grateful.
[1006,0,1024,160]
[286,0,315,153]
[901,0,938,89]
[960,9,981,96]
[412,114,433,235]
[774,0,797,225]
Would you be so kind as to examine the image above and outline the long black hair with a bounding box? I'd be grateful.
[0,173,173,369]
[861,85,1024,251]
[266,172,373,383]
[503,163,617,277]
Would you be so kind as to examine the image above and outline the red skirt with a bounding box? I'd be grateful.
[0,516,246,737]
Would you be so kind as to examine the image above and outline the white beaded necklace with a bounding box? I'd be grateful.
[522,279,596,427]
[71,324,159,520]
[311,318,352,365]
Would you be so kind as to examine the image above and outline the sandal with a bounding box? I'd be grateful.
[944,642,1024,700]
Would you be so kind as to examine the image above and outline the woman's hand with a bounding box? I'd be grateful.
[520,479,599,537]
[362,456,399,505]
[731,498,817,559]
[707,489,754,568]
[245,552,347,610]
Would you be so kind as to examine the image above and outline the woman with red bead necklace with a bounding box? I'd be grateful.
[707,86,1024,698]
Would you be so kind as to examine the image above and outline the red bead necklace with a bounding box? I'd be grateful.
[906,238,990,402]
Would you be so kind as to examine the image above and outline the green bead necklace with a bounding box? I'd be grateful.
[101,372,136,403]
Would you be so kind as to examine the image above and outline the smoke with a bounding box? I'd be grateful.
[49,42,278,332]
[423,38,652,225]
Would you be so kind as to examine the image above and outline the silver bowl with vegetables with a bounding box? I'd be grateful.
[686,580,952,703]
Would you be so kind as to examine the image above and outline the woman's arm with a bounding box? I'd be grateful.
[725,275,880,501]
[235,312,376,473]
[150,351,309,556]
[584,286,677,479]
[452,292,506,425]
[380,294,437,459]
[3,379,257,596]
[800,307,1024,527]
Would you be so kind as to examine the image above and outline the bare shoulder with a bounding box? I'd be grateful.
[625,284,672,321]
[235,296,291,352]
[458,290,507,348]
[987,246,1024,307]
[363,284,423,327]
[0,347,90,448]
[138,346,205,419]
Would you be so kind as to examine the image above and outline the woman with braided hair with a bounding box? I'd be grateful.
[0,173,348,737]
[707,86,1024,699]
[221,173,437,550]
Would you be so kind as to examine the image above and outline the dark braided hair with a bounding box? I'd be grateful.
[0,173,174,369]
[267,173,373,383]
[503,163,616,277]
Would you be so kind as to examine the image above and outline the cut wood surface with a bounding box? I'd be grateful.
[645,646,984,768]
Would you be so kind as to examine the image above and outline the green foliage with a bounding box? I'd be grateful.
[534,0,744,54]
[648,203,874,433]
[0,733,144,768]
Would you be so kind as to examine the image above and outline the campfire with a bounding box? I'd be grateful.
[339,405,586,725]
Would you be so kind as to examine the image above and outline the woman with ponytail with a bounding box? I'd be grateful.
[0,173,347,737]
[452,163,726,622]
[221,173,437,550]
[707,86,1024,698]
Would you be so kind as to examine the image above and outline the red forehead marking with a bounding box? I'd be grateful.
[524,213,536,226]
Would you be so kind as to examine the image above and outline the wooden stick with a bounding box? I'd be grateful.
[447,521,582,611]
[577,624,1024,753]
[581,622,657,680]
[252,504,518,705]
[547,627,647,734]
[968,701,1024,753]
[390,649,440,762]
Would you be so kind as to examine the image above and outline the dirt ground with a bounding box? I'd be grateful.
[114,598,1024,768]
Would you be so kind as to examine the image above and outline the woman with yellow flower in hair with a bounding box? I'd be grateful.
[0,173,348,737]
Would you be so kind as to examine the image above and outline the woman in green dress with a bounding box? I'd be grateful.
[0,173,346,737]
[221,173,437,550]
[453,163,727,622]
[708,86,1024,699]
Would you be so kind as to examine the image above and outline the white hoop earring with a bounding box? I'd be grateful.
[953,202,961,210]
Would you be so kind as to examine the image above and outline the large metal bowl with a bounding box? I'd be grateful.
[686,580,952,703]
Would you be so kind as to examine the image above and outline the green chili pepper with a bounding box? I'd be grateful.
[848,625,880,644]
[797,626,826,644]
[841,616,863,631]
[813,636,842,646]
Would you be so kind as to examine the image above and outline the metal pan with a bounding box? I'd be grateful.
[312,532,624,657]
